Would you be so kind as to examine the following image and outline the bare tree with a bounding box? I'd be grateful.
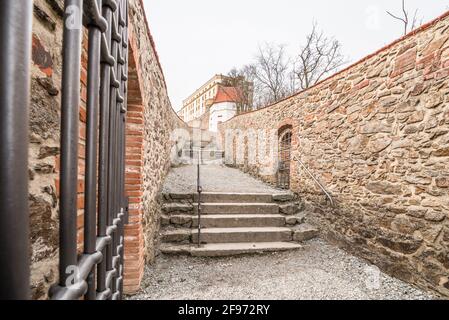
[387,0,421,36]
[294,22,346,90]
[222,68,254,114]
[250,43,292,106]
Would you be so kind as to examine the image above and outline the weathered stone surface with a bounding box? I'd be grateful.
[161,230,191,243]
[432,146,449,157]
[404,124,421,134]
[171,215,193,226]
[376,232,423,255]
[272,193,295,202]
[160,215,170,226]
[367,135,392,153]
[406,207,428,218]
[424,211,446,222]
[162,203,194,214]
[279,203,299,215]
[404,176,432,185]
[170,193,194,200]
[296,214,306,225]
[32,34,53,77]
[34,163,55,174]
[407,111,425,124]
[36,77,59,96]
[285,216,298,225]
[359,121,392,134]
[397,101,416,113]
[220,13,449,297]
[293,224,319,242]
[436,177,449,188]
[366,182,402,195]
[38,146,59,159]
[425,93,444,109]
[391,48,416,77]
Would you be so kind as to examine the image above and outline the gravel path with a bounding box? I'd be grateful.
[128,239,436,300]
[139,165,437,300]
[163,164,284,194]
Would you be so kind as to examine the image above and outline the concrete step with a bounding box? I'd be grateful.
[192,227,293,244]
[166,213,305,228]
[168,214,287,228]
[161,224,319,244]
[194,193,274,203]
[194,203,279,215]
[195,214,287,228]
[160,242,302,257]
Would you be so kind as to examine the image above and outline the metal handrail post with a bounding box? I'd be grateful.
[197,144,202,248]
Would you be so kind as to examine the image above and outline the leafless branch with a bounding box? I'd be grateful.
[247,43,293,107]
[387,0,421,35]
[294,22,346,90]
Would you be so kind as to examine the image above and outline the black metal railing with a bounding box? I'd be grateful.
[49,0,130,300]
[0,0,130,300]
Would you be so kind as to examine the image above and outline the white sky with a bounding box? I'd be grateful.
[143,1,449,111]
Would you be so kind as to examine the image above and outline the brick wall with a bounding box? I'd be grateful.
[220,12,449,297]
[29,0,187,298]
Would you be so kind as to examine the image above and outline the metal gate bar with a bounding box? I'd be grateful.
[97,0,115,296]
[0,0,33,300]
[58,0,83,290]
[50,0,129,300]
[0,0,129,301]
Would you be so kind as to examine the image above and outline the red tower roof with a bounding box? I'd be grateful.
[213,86,242,104]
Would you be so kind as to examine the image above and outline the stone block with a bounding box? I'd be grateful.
[272,193,295,202]
[279,203,299,215]
[293,224,319,242]
[170,215,193,226]
[366,182,402,195]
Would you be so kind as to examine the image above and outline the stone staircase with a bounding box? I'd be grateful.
[159,192,319,257]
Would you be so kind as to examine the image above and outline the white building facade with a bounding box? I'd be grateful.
[208,101,237,132]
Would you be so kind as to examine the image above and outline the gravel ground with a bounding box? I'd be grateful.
[163,164,284,194]
[128,239,436,300]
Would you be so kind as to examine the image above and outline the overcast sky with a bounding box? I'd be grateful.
[143,1,449,111]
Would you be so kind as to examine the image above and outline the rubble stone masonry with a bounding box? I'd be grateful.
[221,12,449,296]
[29,0,186,298]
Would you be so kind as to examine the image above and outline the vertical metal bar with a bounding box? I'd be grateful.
[0,0,32,300]
[59,0,83,287]
[113,0,125,297]
[119,0,129,299]
[197,148,202,248]
[107,2,121,297]
[97,0,114,295]
[84,0,103,300]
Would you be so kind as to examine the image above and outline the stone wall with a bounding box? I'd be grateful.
[30,0,65,299]
[220,12,449,296]
[124,0,188,293]
[29,0,187,298]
